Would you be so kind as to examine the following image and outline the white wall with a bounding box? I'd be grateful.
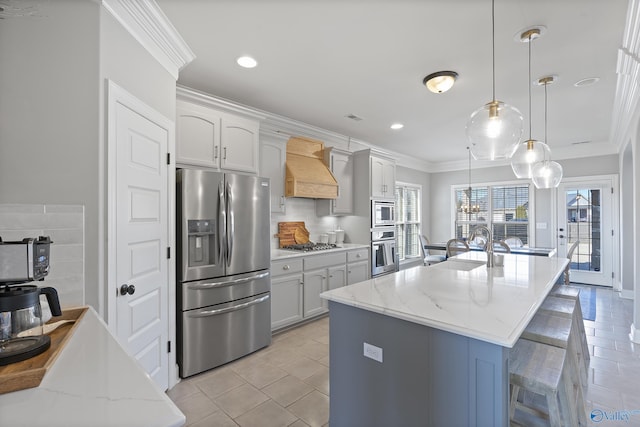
[429,155,619,246]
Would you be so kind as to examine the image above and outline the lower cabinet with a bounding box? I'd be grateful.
[271,248,369,331]
[271,259,303,330]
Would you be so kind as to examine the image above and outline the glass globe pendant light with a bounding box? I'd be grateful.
[532,76,563,189]
[466,0,523,161]
[511,28,551,179]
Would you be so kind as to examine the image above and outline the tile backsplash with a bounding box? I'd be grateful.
[0,204,84,308]
[271,198,340,249]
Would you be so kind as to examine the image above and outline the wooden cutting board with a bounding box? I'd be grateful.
[275,222,309,247]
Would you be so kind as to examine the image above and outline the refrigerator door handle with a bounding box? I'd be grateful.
[226,181,234,267]
[187,294,270,318]
[218,181,226,265]
[185,271,270,290]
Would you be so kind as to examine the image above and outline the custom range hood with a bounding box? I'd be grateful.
[285,136,338,199]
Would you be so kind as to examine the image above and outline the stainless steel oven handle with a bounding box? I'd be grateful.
[218,181,226,265]
[186,271,270,290]
[226,181,234,267]
[188,294,270,318]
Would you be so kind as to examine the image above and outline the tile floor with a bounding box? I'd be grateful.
[168,284,640,426]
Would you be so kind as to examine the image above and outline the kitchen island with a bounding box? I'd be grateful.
[0,306,185,427]
[320,251,568,427]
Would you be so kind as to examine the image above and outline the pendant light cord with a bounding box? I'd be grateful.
[544,81,548,161]
[491,0,496,102]
[528,33,532,140]
[468,146,472,221]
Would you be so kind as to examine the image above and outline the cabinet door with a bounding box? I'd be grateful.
[370,157,386,198]
[220,115,259,174]
[271,274,303,330]
[328,265,347,291]
[260,139,286,213]
[332,151,353,214]
[347,260,369,285]
[176,101,221,169]
[303,270,327,318]
[382,159,396,198]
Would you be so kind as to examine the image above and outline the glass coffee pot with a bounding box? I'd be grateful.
[0,284,62,365]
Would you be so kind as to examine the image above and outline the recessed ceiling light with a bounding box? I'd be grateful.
[237,56,257,68]
[574,77,599,87]
[390,123,404,130]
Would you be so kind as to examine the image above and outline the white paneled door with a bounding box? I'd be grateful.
[108,81,171,390]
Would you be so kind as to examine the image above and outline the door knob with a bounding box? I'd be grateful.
[120,284,136,296]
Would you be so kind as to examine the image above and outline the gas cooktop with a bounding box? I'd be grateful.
[281,242,338,252]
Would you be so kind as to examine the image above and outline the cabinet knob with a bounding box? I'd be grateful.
[120,284,135,296]
[283,265,290,270]
[356,254,361,258]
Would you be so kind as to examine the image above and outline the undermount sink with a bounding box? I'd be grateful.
[440,259,485,271]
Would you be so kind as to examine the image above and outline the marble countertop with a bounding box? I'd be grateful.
[0,306,185,427]
[320,251,568,348]
[272,243,369,260]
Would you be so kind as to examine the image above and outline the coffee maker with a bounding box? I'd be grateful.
[0,236,62,365]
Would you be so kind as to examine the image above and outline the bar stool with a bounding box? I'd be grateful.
[521,311,587,392]
[540,295,590,383]
[509,338,586,426]
[549,284,591,364]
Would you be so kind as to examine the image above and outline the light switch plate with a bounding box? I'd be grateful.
[363,342,383,363]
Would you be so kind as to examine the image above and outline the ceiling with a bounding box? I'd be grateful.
[156,0,628,166]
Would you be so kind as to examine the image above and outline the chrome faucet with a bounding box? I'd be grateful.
[471,225,494,267]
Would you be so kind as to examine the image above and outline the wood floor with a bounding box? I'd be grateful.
[167,284,640,426]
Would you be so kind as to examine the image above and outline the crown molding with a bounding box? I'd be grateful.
[611,0,640,149]
[101,0,195,80]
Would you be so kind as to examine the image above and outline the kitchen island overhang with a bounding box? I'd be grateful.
[321,251,568,427]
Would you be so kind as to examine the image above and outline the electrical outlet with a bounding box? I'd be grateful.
[363,342,383,363]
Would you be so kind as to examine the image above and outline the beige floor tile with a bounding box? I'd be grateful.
[173,391,220,426]
[282,356,325,380]
[317,354,330,367]
[287,390,330,427]
[260,346,306,368]
[195,367,246,399]
[235,400,298,427]
[303,366,329,395]
[213,383,270,419]
[288,420,310,427]
[296,340,329,361]
[262,375,314,407]
[235,361,289,389]
[188,408,238,427]
[166,378,200,402]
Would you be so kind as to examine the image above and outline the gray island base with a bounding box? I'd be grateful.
[328,300,509,427]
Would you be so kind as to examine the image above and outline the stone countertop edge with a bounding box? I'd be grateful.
[0,306,185,427]
[321,252,569,348]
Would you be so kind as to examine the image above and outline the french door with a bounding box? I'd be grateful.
[557,177,616,287]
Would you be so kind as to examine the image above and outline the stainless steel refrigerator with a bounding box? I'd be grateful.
[176,169,271,378]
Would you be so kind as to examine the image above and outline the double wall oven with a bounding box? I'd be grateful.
[371,200,398,277]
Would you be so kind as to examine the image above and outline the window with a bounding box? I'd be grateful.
[454,183,531,245]
[396,183,421,261]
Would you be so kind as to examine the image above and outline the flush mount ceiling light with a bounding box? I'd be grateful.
[423,71,458,93]
[466,0,523,161]
[511,27,551,179]
[532,76,563,189]
[236,56,257,68]
[390,123,404,130]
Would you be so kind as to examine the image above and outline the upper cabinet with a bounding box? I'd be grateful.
[176,99,259,174]
[316,147,353,216]
[370,155,396,199]
[353,149,396,204]
[260,134,287,213]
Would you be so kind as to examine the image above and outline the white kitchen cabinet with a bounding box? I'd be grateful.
[271,259,303,330]
[303,269,327,317]
[328,265,347,290]
[302,252,347,318]
[176,99,259,174]
[316,147,353,216]
[347,248,370,285]
[370,155,396,199]
[260,136,287,213]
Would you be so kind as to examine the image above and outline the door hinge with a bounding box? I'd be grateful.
[611,187,614,194]
[612,272,615,279]
[167,153,171,165]
[612,229,614,236]
[167,341,171,353]
[167,247,171,259]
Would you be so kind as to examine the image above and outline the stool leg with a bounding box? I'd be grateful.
[509,384,520,420]
[547,390,563,427]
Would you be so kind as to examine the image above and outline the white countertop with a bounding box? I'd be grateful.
[0,306,185,427]
[271,243,369,260]
[320,251,568,348]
